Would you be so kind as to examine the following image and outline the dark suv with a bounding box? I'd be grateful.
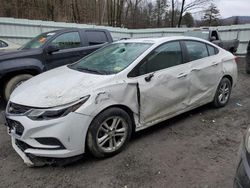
[0,28,113,101]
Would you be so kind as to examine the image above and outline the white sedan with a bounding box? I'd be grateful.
[3,36,238,166]
[0,39,20,51]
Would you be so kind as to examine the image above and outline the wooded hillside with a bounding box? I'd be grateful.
[0,0,213,28]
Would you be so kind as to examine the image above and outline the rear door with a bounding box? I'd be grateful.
[81,30,110,55]
[129,41,191,125]
[45,31,83,70]
[184,40,223,106]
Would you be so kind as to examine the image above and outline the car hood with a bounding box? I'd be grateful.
[10,66,116,108]
[0,49,41,61]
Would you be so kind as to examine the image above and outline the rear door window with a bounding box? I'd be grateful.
[85,31,108,45]
[207,44,217,56]
[185,41,208,61]
[50,32,81,50]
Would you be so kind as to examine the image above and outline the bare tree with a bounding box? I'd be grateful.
[154,0,168,27]
[177,0,212,27]
[0,0,221,29]
[171,0,175,27]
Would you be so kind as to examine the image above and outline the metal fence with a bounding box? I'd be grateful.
[0,17,250,55]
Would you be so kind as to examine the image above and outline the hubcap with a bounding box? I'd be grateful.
[218,82,230,104]
[96,116,128,152]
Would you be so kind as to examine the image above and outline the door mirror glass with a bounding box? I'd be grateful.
[46,45,60,54]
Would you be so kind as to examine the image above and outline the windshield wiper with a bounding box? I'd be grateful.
[75,67,105,75]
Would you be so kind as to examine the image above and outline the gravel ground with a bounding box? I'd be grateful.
[0,58,249,188]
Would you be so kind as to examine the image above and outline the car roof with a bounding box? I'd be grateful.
[43,28,109,35]
[116,36,209,45]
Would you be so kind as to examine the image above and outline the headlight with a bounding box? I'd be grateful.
[26,96,90,120]
[245,128,250,153]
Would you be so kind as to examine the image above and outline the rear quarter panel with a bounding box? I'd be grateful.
[221,51,238,87]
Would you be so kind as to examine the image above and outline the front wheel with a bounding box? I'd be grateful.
[3,74,33,101]
[87,107,132,158]
[213,77,232,108]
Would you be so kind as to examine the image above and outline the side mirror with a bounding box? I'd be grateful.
[210,36,217,42]
[46,45,60,54]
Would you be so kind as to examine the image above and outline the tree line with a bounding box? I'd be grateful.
[0,0,220,28]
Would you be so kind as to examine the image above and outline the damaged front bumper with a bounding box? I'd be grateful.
[3,111,93,166]
[11,136,34,166]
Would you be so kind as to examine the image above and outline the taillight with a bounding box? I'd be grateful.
[234,56,239,63]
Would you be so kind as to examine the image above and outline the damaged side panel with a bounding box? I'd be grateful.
[187,56,223,106]
[137,63,191,126]
[82,82,141,127]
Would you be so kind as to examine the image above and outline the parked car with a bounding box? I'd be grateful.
[2,36,237,166]
[246,41,250,74]
[0,39,20,51]
[0,28,113,101]
[234,128,250,187]
[184,29,239,54]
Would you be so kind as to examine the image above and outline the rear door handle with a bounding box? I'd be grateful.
[192,68,201,72]
[211,62,219,67]
[177,73,188,78]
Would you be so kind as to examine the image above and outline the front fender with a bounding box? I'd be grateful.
[76,82,139,123]
[0,58,45,75]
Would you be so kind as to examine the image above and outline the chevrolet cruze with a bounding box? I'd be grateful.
[2,37,238,166]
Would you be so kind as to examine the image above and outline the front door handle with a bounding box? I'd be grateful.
[192,68,201,72]
[177,73,188,78]
[145,73,154,82]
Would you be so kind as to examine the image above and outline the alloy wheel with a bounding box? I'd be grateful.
[218,82,230,104]
[96,116,128,153]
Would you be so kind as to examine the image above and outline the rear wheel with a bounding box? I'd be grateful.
[87,107,132,158]
[4,74,33,101]
[213,77,232,108]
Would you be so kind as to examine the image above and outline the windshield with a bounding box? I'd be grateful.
[22,32,56,49]
[69,42,152,75]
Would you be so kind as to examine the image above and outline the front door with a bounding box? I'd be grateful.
[130,41,191,125]
[45,31,83,70]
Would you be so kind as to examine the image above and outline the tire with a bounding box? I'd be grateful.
[87,107,132,158]
[246,64,250,74]
[213,77,232,108]
[4,74,33,101]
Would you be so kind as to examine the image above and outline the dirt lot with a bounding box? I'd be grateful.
[0,58,249,188]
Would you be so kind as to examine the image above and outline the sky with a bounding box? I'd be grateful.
[189,0,250,18]
[216,0,250,18]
